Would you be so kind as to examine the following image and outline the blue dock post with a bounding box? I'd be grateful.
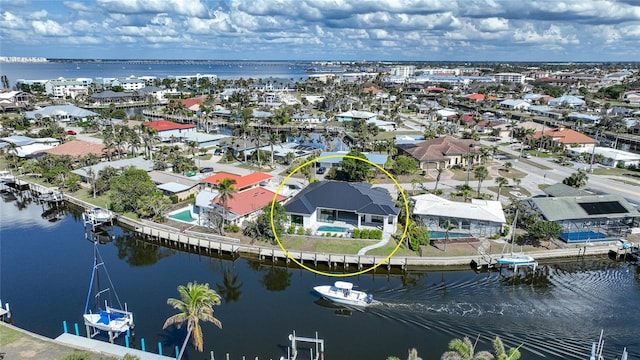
[63,321,68,334]
[74,323,79,336]
[158,342,163,355]
[141,338,146,352]
[175,345,179,358]
[125,335,130,348]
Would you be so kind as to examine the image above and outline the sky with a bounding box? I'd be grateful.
[1,0,640,62]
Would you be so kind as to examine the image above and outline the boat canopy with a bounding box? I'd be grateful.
[334,281,353,290]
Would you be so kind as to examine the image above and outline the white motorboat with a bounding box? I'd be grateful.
[83,207,113,225]
[313,281,373,307]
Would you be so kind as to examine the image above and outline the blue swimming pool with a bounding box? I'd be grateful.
[169,209,195,222]
[559,231,607,243]
[429,231,472,240]
[317,226,348,233]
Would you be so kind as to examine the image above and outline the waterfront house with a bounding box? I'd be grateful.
[195,186,286,225]
[528,194,640,242]
[336,110,377,122]
[148,171,200,201]
[396,136,479,170]
[90,90,135,105]
[283,180,399,235]
[71,157,154,183]
[499,99,530,111]
[549,95,586,108]
[411,194,506,238]
[203,171,273,192]
[24,105,99,125]
[143,120,196,142]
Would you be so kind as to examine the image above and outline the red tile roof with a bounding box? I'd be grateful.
[181,98,204,108]
[466,93,497,101]
[41,140,107,157]
[424,87,447,93]
[402,136,479,162]
[213,187,286,216]
[203,171,273,190]
[144,120,196,132]
[532,128,596,144]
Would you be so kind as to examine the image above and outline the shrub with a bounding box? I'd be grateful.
[225,224,240,233]
[169,194,179,204]
[332,233,337,237]
[59,352,92,360]
[287,224,296,234]
[296,227,305,235]
[305,228,312,236]
[352,229,360,238]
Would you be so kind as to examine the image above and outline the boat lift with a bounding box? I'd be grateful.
[280,330,324,360]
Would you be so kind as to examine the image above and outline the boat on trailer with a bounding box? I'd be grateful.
[83,239,133,343]
[313,281,373,307]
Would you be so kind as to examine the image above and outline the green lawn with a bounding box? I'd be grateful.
[487,185,531,201]
[497,168,527,179]
[449,168,493,182]
[591,167,634,176]
[0,324,24,347]
[610,178,640,187]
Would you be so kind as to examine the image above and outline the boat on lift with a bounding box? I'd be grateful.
[313,281,373,307]
[496,209,538,271]
[83,239,133,343]
[83,207,113,225]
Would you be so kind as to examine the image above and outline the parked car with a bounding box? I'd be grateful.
[316,166,326,175]
[66,130,77,135]
[200,167,214,173]
[521,154,531,159]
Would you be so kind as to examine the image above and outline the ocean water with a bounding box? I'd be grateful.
[0,60,311,88]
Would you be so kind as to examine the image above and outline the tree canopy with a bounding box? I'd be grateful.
[337,150,373,182]
[109,167,157,213]
[562,170,588,188]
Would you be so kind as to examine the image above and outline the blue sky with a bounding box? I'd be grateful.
[1,0,640,61]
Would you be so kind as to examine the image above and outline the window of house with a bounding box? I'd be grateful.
[291,214,303,226]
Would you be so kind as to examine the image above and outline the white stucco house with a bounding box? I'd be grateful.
[284,181,399,235]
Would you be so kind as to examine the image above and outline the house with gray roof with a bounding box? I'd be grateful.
[24,105,99,124]
[528,194,640,243]
[284,180,399,235]
[72,157,154,182]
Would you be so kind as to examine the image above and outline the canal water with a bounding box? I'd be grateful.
[1,191,639,360]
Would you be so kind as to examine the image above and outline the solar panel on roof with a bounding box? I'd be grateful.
[578,201,628,215]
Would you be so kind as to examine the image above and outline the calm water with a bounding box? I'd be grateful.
[0,61,310,88]
[1,190,639,360]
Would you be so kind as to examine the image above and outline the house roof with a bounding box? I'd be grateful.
[466,93,497,101]
[39,140,107,157]
[399,136,479,162]
[412,194,506,223]
[71,157,154,178]
[530,195,640,221]
[91,91,134,99]
[203,171,272,190]
[24,105,98,119]
[144,120,196,132]
[284,181,399,216]
[318,151,388,166]
[213,186,286,217]
[532,128,596,144]
[543,183,592,197]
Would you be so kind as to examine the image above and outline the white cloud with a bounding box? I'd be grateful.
[31,20,72,36]
[96,0,208,17]
[477,17,509,32]
[1,11,27,29]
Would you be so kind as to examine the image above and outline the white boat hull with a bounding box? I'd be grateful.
[83,307,133,335]
[313,285,373,307]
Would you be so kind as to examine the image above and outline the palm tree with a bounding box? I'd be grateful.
[492,336,521,360]
[441,336,494,360]
[163,282,222,360]
[495,176,508,201]
[216,177,237,232]
[474,166,489,197]
[434,167,445,192]
[267,132,279,167]
[442,219,457,252]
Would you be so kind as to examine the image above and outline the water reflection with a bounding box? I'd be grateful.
[114,232,175,266]
[215,268,243,303]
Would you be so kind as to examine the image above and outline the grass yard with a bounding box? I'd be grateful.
[488,185,531,200]
[497,168,527,179]
[449,168,493,182]
[610,177,640,187]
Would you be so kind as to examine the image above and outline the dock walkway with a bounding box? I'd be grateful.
[55,333,173,360]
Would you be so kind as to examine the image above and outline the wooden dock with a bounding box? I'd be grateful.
[55,333,173,360]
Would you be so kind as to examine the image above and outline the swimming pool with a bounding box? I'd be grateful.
[429,231,472,240]
[169,209,195,222]
[317,226,348,233]
[559,231,607,243]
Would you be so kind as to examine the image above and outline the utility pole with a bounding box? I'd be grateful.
[588,128,599,173]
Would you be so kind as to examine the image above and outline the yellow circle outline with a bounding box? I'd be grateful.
[270,154,410,277]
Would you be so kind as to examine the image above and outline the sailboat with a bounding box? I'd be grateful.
[83,239,133,343]
[496,209,538,271]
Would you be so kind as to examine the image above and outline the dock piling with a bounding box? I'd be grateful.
[63,321,68,334]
